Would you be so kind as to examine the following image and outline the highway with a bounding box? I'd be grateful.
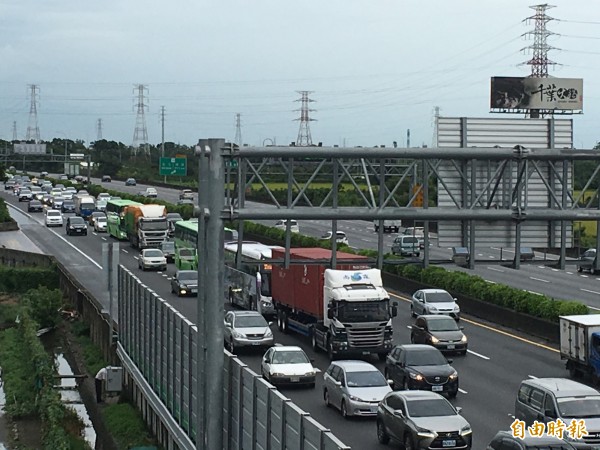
[0,185,583,449]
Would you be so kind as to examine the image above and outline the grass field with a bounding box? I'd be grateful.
[574,190,598,239]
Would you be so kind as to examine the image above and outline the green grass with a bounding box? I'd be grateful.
[103,403,156,449]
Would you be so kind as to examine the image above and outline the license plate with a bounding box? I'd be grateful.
[442,440,456,447]
[362,351,370,355]
[290,376,299,382]
[252,342,261,346]
[447,344,455,349]
[191,289,197,294]
[432,385,443,392]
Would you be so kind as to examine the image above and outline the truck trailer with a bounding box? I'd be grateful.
[123,204,169,249]
[271,247,397,361]
[560,314,600,382]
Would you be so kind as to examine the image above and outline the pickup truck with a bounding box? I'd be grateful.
[373,220,401,233]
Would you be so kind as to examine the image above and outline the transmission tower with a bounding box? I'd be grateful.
[132,84,149,154]
[294,91,316,146]
[25,85,40,143]
[522,4,557,77]
[234,113,242,147]
[12,121,17,141]
[96,119,103,140]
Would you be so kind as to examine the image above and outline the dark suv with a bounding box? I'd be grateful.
[384,344,459,398]
[577,249,597,274]
[66,216,88,236]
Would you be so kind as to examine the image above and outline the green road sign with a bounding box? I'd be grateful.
[160,157,187,176]
[226,160,238,169]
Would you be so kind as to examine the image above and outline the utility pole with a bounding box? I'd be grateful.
[96,119,103,140]
[234,113,242,147]
[26,85,40,143]
[294,91,316,146]
[132,84,149,155]
[11,121,17,141]
[161,106,166,182]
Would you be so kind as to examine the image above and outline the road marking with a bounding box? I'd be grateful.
[102,237,107,241]
[596,278,600,281]
[162,274,168,277]
[581,289,600,295]
[133,256,139,260]
[167,277,172,280]
[477,253,484,257]
[93,232,97,236]
[566,272,573,275]
[467,349,490,360]
[7,204,103,270]
[528,375,538,379]
[537,265,546,269]
[527,291,543,296]
[406,325,412,329]
[588,305,600,311]
[488,255,496,259]
[122,249,128,254]
[508,413,516,419]
[484,280,496,284]
[581,275,589,278]
[551,269,560,272]
[157,271,163,274]
[458,388,468,394]
[529,277,550,283]
[388,291,559,352]
[487,267,504,272]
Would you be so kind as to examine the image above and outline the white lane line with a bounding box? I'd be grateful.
[487,267,505,273]
[458,388,468,394]
[162,274,168,277]
[133,256,139,260]
[157,271,163,274]
[581,275,589,278]
[7,204,103,270]
[406,325,412,329]
[581,289,600,295]
[485,280,496,284]
[477,253,484,257]
[566,272,573,275]
[537,265,546,269]
[588,305,600,311]
[167,277,172,280]
[529,277,550,283]
[596,278,600,281]
[488,255,496,259]
[102,237,107,241]
[93,232,97,236]
[528,375,538,379]
[122,249,128,253]
[508,413,516,419]
[527,291,543,296]
[467,349,490,360]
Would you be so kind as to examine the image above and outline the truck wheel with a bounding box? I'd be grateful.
[228,288,234,306]
[327,339,336,361]
[281,312,288,334]
[311,331,319,352]
[277,311,283,331]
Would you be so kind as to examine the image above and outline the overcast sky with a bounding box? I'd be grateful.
[1,1,598,148]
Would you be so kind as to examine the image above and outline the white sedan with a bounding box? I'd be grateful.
[138,249,167,271]
[261,346,316,388]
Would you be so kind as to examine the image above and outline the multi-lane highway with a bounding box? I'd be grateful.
[1,181,586,449]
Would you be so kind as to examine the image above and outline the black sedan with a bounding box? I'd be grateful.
[384,344,459,398]
[66,217,88,236]
[27,200,44,213]
[125,178,137,186]
[61,201,76,213]
[410,315,468,355]
[170,270,198,297]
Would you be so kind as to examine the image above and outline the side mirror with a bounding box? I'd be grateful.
[447,359,454,364]
[393,409,404,417]
[387,379,394,386]
[453,298,458,302]
[456,406,462,414]
[268,321,273,327]
[391,306,398,318]
[334,380,342,387]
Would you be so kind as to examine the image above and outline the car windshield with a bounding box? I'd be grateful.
[405,349,448,366]
[47,211,60,216]
[70,218,85,224]
[346,370,388,387]
[336,300,390,322]
[178,271,197,281]
[97,217,107,223]
[406,398,456,417]
[144,250,163,258]
[427,318,459,332]
[272,351,309,365]
[402,237,418,244]
[139,220,168,231]
[558,396,600,418]
[234,315,267,328]
[426,292,454,303]
[180,249,195,258]
[162,242,175,251]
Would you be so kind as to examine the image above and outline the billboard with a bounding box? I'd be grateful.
[13,143,47,155]
[490,77,583,111]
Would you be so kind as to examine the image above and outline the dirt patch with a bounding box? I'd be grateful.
[0,294,18,306]
[8,416,43,449]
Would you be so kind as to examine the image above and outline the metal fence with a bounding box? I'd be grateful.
[118,265,350,450]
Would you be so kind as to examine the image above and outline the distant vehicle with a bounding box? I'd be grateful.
[101,175,112,182]
[88,211,106,226]
[41,194,52,206]
[97,193,111,202]
[391,235,420,257]
[410,315,467,355]
[39,171,49,178]
[59,175,69,181]
[66,216,87,236]
[179,189,194,200]
[274,219,300,233]
[45,209,63,227]
[74,195,96,219]
[261,346,316,388]
[55,184,66,191]
[138,248,167,271]
[519,247,535,262]
[385,344,459,398]
[403,227,427,248]
[224,310,273,353]
[560,315,600,381]
[125,178,137,186]
[323,360,392,417]
[176,199,194,206]
[74,175,84,183]
[411,289,460,320]
[61,201,76,213]
[161,240,175,263]
[95,199,107,212]
[18,189,33,202]
[52,196,65,210]
[4,180,15,190]
[376,390,472,449]
[170,270,198,297]
[27,200,43,212]
[94,216,108,233]
[77,189,89,196]
[319,230,349,246]
[8,166,16,173]
[373,220,401,233]
[577,248,597,274]
[142,187,158,198]
[452,247,470,266]
[166,212,183,237]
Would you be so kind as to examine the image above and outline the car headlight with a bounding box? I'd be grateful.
[429,306,438,311]
[454,305,460,312]
[232,330,245,339]
[416,427,437,439]
[272,372,285,377]
[349,395,363,402]
[305,370,315,377]
[460,425,472,436]
[69,226,74,229]
[461,335,468,343]
[264,329,273,338]
[409,372,424,381]
[180,289,187,295]
[449,371,458,380]
[430,336,440,344]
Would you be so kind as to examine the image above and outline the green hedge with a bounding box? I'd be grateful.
[0,267,59,293]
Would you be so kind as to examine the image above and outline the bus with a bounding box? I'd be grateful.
[173,219,238,270]
[106,199,142,240]
[224,241,280,317]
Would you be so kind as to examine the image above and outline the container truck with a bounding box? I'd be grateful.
[123,204,169,249]
[560,314,600,382]
[271,247,398,361]
[74,195,96,219]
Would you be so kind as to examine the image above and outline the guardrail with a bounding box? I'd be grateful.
[118,265,351,450]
